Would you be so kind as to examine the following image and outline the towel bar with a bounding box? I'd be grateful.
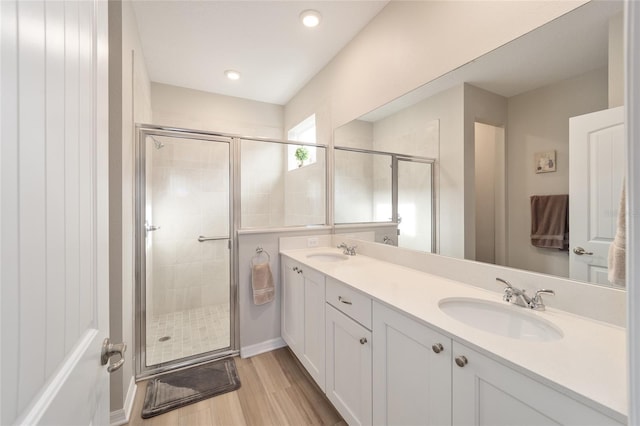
[197,235,227,242]
[251,247,271,266]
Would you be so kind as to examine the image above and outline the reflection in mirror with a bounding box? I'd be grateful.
[334,147,436,253]
[334,149,392,224]
[240,139,326,228]
[398,159,434,253]
[333,0,625,288]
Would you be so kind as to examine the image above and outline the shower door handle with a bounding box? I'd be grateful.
[145,222,161,233]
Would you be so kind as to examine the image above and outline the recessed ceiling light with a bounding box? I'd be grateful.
[300,10,321,28]
[225,69,241,81]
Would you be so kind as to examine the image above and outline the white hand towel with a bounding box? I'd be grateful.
[608,182,626,286]
[252,262,274,305]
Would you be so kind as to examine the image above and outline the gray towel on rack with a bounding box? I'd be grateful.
[530,194,569,250]
[252,262,274,305]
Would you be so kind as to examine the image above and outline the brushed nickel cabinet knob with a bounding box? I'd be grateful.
[455,355,468,367]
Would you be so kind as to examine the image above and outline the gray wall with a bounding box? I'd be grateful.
[506,68,608,277]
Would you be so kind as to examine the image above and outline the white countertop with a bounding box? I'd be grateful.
[280,246,628,422]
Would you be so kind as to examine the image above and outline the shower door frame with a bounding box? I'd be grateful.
[134,124,240,379]
[395,155,437,253]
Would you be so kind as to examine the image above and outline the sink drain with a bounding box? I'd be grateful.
[158,336,171,342]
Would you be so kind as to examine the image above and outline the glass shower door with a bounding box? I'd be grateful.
[397,159,434,252]
[142,133,232,368]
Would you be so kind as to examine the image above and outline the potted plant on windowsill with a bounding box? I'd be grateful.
[295,146,309,167]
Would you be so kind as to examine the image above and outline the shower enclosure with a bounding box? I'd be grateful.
[135,126,238,377]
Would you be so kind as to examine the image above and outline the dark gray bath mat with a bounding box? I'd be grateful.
[141,358,241,419]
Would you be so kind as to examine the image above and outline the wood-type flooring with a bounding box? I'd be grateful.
[127,347,345,426]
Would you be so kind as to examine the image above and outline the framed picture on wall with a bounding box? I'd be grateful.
[534,150,556,173]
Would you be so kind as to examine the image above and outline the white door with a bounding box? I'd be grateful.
[569,107,625,285]
[1,1,112,424]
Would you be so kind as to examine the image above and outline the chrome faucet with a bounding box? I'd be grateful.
[337,242,357,256]
[496,278,555,311]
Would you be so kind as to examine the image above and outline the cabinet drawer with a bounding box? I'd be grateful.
[326,277,372,329]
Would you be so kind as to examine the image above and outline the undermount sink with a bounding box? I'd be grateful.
[438,297,563,342]
[306,252,350,262]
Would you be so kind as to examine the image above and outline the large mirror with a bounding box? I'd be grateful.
[334,0,625,288]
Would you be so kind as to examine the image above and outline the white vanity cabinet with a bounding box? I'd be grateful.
[280,256,326,390]
[280,249,626,426]
[372,302,452,426]
[452,342,624,426]
[325,278,372,426]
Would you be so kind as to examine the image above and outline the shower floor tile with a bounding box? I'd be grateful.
[146,304,230,366]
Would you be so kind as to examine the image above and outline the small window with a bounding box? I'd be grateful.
[287,114,317,170]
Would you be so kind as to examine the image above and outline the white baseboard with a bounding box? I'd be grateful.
[240,337,287,358]
[110,376,137,426]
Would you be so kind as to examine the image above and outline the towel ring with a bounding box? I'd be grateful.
[251,247,271,267]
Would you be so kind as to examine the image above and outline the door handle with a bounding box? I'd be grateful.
[573,246,593,256]
[101,338,126,373]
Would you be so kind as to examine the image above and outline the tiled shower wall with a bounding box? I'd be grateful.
[284,155,326,226]
[149,137,230,315]
[335,149,375,223]
[241,139,326,228]
[334,120,375,223]
[240,140,286,227]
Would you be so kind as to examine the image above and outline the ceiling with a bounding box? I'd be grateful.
[132,1,389,106]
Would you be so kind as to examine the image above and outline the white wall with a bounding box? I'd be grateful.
[151,83,283,139]
[609,12,624,108]
[474,123,505,265]
[506,67,608,277]
[109,0,152,418]
[463,84,508,260]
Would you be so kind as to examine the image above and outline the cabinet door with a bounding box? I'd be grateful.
[373,302,452,426]
[302,266,326,390]
[281,258,304,356]
[452,341,624,426]
[326,305,372,426]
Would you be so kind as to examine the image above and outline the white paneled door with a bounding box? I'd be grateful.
[1,0,111,424]
[569,107,625,286]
